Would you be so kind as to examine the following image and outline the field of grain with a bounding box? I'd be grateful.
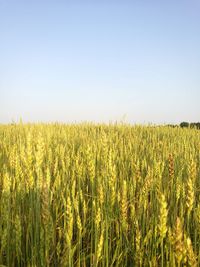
[0,123,199,266]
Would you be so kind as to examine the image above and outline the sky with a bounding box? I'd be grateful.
[0,0,200,124]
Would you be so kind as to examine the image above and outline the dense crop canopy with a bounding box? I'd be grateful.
[0,123,199,266]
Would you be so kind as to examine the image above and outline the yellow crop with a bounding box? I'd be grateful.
[0,123,199,266]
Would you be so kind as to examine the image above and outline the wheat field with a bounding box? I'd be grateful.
[0,123,199,267]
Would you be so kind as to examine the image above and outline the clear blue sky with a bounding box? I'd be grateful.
[0,0,199,124]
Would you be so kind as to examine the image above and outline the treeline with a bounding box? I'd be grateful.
[180,122,200,129]
[166,122,200,129]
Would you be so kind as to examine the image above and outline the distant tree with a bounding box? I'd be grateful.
[180,122,189,128]
[190,122,200,129]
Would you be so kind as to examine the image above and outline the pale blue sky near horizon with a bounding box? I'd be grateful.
[0,0,200,124]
